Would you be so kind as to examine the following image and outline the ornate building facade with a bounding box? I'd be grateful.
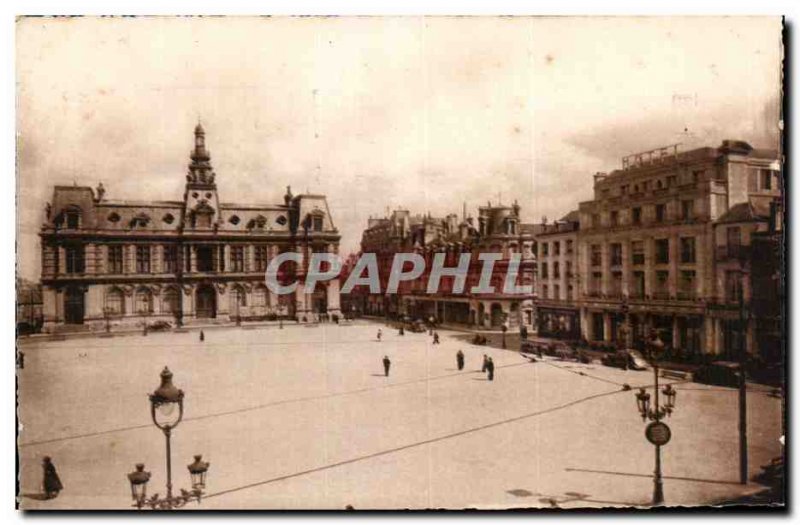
[346,203,537,330]
[39,124,341,332]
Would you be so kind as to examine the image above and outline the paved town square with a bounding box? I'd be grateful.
[17,322,783,510]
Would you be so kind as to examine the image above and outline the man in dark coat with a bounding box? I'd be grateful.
[199,330,205,342]
[456,350,465,371]
[42,456,63,499]
[433,332,440,345]
[17,350,24,369]
[481,354,489,373]
[382,355,391,377]
[487,357,495,381]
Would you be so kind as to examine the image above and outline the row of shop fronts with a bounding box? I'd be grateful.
[345,293,534,330]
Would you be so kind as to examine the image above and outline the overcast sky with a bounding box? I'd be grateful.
[16,16,782,280]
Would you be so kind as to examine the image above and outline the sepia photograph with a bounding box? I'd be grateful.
[14,14,785,511]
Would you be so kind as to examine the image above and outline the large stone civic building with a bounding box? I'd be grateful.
[39,124,341,332]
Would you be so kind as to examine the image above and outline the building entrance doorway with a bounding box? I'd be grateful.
[312,288,328,314]
[196,285,217,319]
[64,287,85,325]
[490,303,505,327]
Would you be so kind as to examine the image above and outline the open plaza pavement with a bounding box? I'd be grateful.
[17,321,783,510]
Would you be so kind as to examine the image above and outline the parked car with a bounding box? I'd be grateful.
[601,349,649,370]
[472,334,488,345]
[520,340,537,354]
[555,346,577,361]
[148,320,172,332]
[409,320,426,333]
[693,361,742,388]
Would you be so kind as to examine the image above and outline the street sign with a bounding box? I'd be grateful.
[645,421,672,446]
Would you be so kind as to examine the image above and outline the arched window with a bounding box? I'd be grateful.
[105,287,125,315]
[162,287,180,315]
[135,288,153,315]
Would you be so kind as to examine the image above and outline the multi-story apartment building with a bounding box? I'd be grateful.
[709,198,783,362]
[349,202,537,329]
[534,210,581,340]
[576,140,780,356]
[39,123,341,332]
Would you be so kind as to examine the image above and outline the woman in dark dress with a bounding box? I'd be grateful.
[42,456,63,499]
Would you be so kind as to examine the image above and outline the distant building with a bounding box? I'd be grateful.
[39,123,340,332]
[16,278,43,333]
[533,211,581,340]
[575,140,781,356]
[348,202,537,329]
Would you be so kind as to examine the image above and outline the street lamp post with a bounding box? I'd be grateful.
[127,367,210,510]
[634,330,677,506]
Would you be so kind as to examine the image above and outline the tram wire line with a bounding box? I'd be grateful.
[201,387,623,502]
[19,358,536,448]
[541,358,702,393]
[540,359,626,387]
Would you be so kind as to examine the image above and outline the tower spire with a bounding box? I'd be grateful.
[187,122,215,185]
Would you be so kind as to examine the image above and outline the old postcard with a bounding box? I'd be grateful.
[15,15,785,510]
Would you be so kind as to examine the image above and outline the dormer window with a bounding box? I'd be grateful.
[229,215,241,225]
[190,202,215,229]
[276,215,287,226]
[312,213,324,232]
[130,213,151,229]
[64,207,81,229]
[162,213,175,224]
[506,219,517,235]
[247,215,267,230]
[107,212,121,224]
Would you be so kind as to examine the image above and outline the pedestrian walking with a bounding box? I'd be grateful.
[399,325,404,335]
[42,456,63,500]
[433,332,440,345]
[487,357,495,381]
[383,355,391,377]
[143,324,148,336]
[17,350,25,370]
[481,354,489,373]
[199,330,205,342]
[377,328,382,342]
[456,350,464,371]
